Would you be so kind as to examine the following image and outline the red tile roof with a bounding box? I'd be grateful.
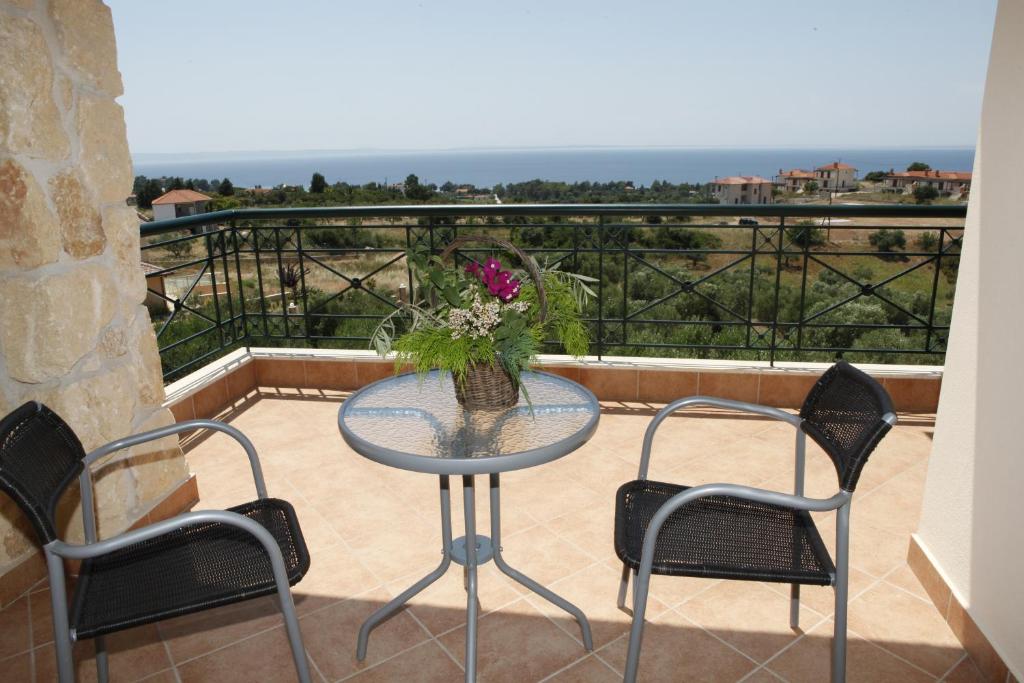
[816,162,857,171]
[778,169,816,179]
[152,189,212,205]
[714,175,774,185]
[887,170,972,181]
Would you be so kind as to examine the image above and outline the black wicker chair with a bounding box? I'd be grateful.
[0,402,313,683]
[615,361,896,683]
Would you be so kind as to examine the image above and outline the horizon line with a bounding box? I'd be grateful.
[132,143,977,158]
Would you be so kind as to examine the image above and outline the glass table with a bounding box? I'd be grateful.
[338,370,600,681]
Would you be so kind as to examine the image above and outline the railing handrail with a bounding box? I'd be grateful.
[139,202,968,236]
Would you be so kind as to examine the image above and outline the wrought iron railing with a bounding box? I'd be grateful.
[139,204,966,381]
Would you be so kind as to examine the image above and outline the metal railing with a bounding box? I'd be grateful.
[139,203,966,381]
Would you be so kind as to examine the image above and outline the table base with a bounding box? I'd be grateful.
[355,473,593,682]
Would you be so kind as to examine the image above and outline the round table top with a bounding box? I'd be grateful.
[338,370,600,475]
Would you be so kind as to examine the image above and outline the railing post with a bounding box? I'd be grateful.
[230,219,250,349]
[925,228,945,353]
[205,230,225,351]
[768,215,786,366]
[295,226,313,346]
[252,222,271,341]
[218,227,237,345]
[597,214,605,360]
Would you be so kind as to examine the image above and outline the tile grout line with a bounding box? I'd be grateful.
[159,637,183,683]
[936,652,970,682]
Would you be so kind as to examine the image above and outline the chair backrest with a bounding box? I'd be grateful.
[0,402,86,544]
[799,361,895,492]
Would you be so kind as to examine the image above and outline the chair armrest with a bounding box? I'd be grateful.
[636,482,851,579]
[46,509,286,565]
[79,420,267,543]
[638,396,801,479]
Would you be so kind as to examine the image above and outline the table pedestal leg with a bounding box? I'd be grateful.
[356,476,453,661]
[462,475,479,683]
[488,473,594,651]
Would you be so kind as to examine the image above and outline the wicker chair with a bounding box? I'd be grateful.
[614,361,896,683]
[0,402,313,683]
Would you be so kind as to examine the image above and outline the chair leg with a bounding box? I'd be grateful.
[623,566,653,682]
[276,586,312,683]
[616,563,630,612]
[831,502,851,683]
[790,584,800,629]
[95,636,109,683]
[45,551,75,683]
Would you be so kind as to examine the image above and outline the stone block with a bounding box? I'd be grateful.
[75,93,131,204]
[50,168,106,258]
[0,158,62,269]
[0,13,70,160]
[47,0,124,97]
[0,264,117,383]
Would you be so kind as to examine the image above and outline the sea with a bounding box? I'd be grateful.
[132,147,975,189]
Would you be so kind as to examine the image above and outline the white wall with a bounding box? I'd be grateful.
[152,202,175,222]
[916,0,1023,676]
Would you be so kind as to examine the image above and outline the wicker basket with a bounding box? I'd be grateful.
[438,235,547,411]
[454,364,519,410]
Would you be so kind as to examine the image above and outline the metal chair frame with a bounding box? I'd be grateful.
[618,395,897,683]
[27,414,313,683]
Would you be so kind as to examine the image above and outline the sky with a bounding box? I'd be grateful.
[107,0,998,155]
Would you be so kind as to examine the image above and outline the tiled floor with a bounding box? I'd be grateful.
[0,388,984,682]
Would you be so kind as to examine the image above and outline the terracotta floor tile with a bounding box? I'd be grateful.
[30,587,55,647]
[0,595,30,659]
[675,580,825,663]
[345,640,463,681]
[526,563,669,650]
[884,564,934,604]
[847,582,964,677]
[292,541,381,616]
[384,563,522,637]
[34,624,173,683]
[598,610,758,682]
[546,499,614,550]
[344,516,446,584]
[500,525,597,587]
[941,655,988,682]
[544,653,620,682]
[759,567,875,618]
[299,587,431,682]
[158,596,283,664]
[766,618,934,683]
[853,467,928,537]
[0,651,32,681]
[740,668,787,682]
[438,598,588,683]
[176,625,318,683]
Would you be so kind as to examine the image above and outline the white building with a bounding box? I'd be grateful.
[814,162,858,192]
[711,176,774,204]
[151,189,211,222]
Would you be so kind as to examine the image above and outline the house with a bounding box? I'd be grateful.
[775,168,817,193]
[883,170,973,197]
[151,189,212,221]
[711,176,774,204]
[141,261,170,315]
[814,162,858,192]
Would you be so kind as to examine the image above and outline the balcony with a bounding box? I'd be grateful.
[0,372,971,682]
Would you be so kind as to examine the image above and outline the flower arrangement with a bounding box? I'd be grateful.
[371,236,596,409]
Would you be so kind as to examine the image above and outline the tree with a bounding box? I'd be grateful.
[907,162,931,172]
[310,172,327,193]
[404,173,434,201]
[803,181,819,194]
[787,221,826,248]
[869,229,907,259]
[913,184,940,204]
[863,170,887,182]
[136,178,163,208]
[915,231,939,251]
[219,177,235,196]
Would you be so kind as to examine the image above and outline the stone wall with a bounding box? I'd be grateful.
[0,0,188,585]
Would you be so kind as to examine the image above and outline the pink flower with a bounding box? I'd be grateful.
[465,262,480,276]
[484,257,501,272]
